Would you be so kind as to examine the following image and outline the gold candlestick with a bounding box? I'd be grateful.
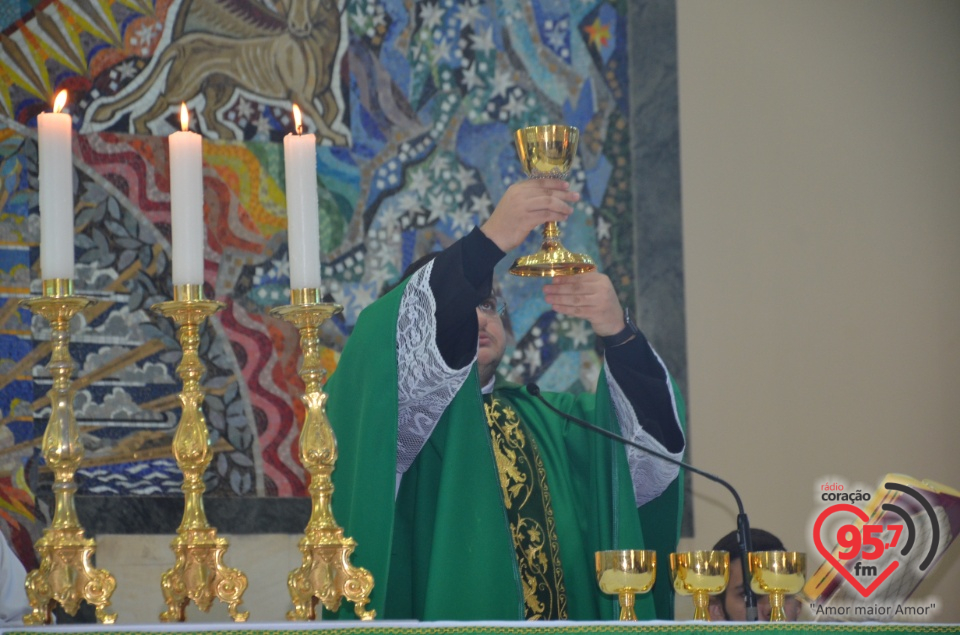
[271,288,375,621]
[152,284,249,622]
[20,279,117,625]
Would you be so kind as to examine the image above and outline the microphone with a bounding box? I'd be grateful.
[526,382,759,621]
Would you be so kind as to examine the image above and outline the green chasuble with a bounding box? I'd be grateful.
[325,279,685,621]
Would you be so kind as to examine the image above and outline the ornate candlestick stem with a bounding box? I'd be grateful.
[21,279,117,625]
[153,284,249,622]
[271,288,375,621]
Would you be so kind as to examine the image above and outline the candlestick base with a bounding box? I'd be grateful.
[20,280,117,625]
[271,291,376,621]
[153,285,249,623]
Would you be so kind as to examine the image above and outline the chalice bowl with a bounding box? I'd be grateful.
[669,550,729,621]
[511,124,596,277]
[595,549,656,621]
[748,551,806,622]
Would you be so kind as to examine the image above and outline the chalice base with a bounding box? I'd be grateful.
[159,529,249,622]
[287,533,376,621]
[23,528,117,625]
[509,240,596,277]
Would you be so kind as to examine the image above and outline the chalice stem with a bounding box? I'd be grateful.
[618,591,637,621]
[769,591,786,622]
[692,590,710,621]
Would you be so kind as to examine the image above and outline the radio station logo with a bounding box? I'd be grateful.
[806,475,957,620]
[815,482,939,597]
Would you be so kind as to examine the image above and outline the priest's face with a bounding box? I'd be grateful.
[477,298,506,385]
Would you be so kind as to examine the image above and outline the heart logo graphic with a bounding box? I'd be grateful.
[813,503,899,598]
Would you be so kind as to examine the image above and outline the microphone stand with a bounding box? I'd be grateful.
[526,383,758,621]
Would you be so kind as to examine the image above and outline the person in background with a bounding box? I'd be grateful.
[0,535,30,625]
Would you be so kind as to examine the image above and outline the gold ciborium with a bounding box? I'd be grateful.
[670,550,729,621]
[749,551,805,622]
[510,124,596,277]
[595,549,656,621]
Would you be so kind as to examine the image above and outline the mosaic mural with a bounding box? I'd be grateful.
[0,0,661,549]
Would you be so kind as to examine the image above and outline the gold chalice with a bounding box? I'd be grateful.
[669,550,729,621]
[510,124,596,277]
[748,551,805,622]
[595,549,656,621]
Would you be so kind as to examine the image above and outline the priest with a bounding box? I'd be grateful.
[327,177,686,620]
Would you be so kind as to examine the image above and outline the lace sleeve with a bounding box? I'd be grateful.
[605,357,685,506]
[396,260,475,475]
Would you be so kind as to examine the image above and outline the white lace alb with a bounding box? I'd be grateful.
[395,260,474,477]
[605,356,685,506]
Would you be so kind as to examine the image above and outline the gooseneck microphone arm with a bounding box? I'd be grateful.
[525,382,758,621]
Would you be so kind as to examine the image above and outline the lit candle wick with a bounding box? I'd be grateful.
[180,102,189,132]
[292,104,303,135]
[53,89,67,114]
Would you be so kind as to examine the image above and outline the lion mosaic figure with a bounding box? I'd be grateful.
[88,0,347,144]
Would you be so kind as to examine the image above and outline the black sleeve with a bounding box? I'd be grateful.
[427,226,506,369]
[604,335,685,453]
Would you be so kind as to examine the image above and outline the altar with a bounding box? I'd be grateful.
[1,621,958,635]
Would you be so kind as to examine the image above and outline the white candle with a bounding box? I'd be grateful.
[283,104,321,290]
[168,103,204,286]
[37,90,74,280]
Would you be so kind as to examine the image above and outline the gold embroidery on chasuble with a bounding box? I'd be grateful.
[484,395,567,620]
